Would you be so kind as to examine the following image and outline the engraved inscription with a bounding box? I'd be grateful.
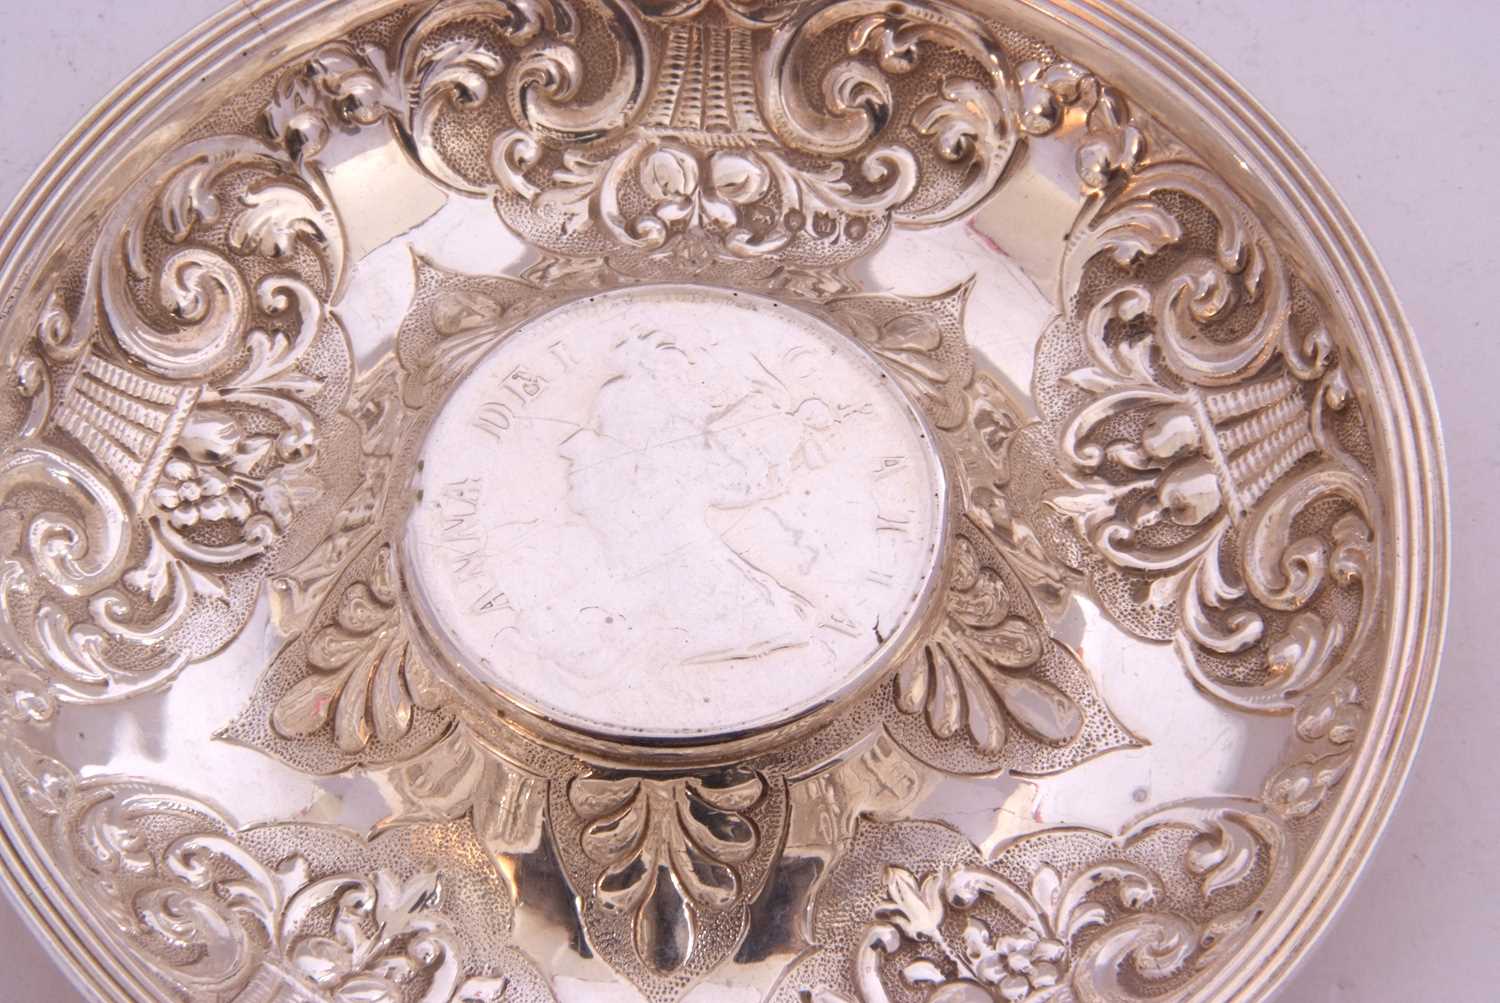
[405,287,946,741]
[430,478,522,621]
[472,340,579,441]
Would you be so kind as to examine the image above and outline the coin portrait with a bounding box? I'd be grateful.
[405,287,946,741]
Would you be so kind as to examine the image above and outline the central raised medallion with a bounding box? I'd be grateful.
[403,286,946,754]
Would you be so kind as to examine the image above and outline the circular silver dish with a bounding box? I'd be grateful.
[0,2,1446,1002]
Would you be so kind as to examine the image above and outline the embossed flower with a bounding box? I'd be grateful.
[149,405,320,541]
[884,859,1162,1003]
[152,456,254,529]
[282,870,497,1003]
[151,408,270,529]
[962,917,1065,1001]
[903,915,1067,1003]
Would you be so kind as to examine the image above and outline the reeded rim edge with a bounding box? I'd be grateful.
[1052,2,1450,999]
[0,10,374,1000]
[0,2,1449,1001]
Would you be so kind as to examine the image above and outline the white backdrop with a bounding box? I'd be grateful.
[1,2,1494,1000]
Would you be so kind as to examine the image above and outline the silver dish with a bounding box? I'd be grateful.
[0,2,1447,1001]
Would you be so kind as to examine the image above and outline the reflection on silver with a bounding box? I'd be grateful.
[0,1,1446,1002]
[406,287,945,743]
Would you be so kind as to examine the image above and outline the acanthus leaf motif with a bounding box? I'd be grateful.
[829,282,1131,775]
[569,770,767,975]
[813,801,1290,1003]
[0,8,1407,1003]
[273,544,439,753]
[0,734,512,1003]
[894,534,1077,756]
[1036,108,1381,738]
[477,0,1022,284]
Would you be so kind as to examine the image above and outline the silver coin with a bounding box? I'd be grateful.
[405,286,945,742]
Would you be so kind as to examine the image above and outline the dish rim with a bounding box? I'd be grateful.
[0,2,1448,1000]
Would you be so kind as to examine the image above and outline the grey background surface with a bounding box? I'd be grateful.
[0,1,1494,1000]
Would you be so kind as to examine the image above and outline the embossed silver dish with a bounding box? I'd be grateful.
[0,2,1446,1001]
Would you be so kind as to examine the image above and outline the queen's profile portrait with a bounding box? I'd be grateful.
[520,325,865,675]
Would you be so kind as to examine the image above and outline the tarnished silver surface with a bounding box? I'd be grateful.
[0,2,1446,1002]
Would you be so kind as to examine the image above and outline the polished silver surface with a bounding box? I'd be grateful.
[405,286,947,745]
[0,1,1446,1002]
